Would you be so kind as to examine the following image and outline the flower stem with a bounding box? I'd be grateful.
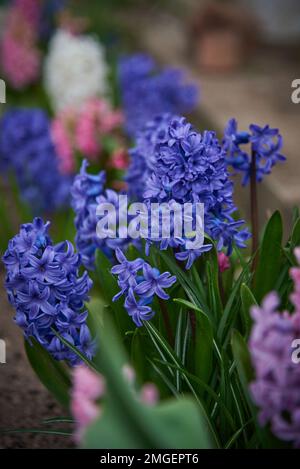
[218,270,226,306]
[250,149,259,271]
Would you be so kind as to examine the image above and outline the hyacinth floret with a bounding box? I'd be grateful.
[2,218,94,365]
[111,248,176,327]
[127,114,250,265]
[71,161,131,270]
[118,54,198,137]
[223,118,286,185]
[0,108,71,213]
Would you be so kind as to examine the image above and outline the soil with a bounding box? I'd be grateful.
[0,272,74,449]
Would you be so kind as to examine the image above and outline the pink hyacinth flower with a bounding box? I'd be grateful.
[51,109,77,174]
[217,252,230,272]
[1,8,40,89]
[76,113,101,159]
[15,0,41,29]
[71,366,105,443]
[140,383,159,406]
[122,364,136,384]
[99,109,123,134]
[289,247,300,312]
[110,148,129,170]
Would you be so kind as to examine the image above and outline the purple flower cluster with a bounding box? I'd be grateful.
[39,0,68,41]
[111,248,176,327]
[126,114,174,201]
[118,54,198,138]
[223,118,286,185]
[2,218,94,365]
[71,160,130,270]
[71,160,106,270]
[127,115,250,265]
[0,108,71,213]
[249,250,300,447]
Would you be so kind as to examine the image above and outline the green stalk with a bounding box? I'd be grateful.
[250,149,259,272]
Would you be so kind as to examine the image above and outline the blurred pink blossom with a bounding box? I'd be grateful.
[52,98,123,174]
[15,0,41,28]
[1,4,41,89]
[110,148,129,170]
[140,383,159,406]
[122,364,159,406]
[51,109,77,174]
[76,99,123,156]
[122,364,136,384]
[217,252,230,272]
[71,364,159,444]
[290,248,300,312]
[249,248,300,447]
[71,366,105,443]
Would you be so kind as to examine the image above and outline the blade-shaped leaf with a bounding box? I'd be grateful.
[25,339,71,408]
[240,284,257,338]
[254,211,283,302]
[84,316,218,449]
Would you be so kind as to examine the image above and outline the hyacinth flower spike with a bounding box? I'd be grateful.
[223,118,286,268]
[111,248,176,332]
[2,217,94,365]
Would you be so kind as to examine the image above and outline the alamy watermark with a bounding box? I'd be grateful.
[96,196,205,250]
[291,339,300,364]
[0,339,6,364]
[0,79,6,104]
[291,79,300,104]
[0,79,6,363]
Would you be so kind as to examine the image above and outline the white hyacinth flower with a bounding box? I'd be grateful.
[44,30,108,112]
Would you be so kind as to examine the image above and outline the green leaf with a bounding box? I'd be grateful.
[0,191,13,254]
[86,296,107,363]
[43,417,74,424]
[51,329,99,373]
[154,358,235,431]
[240,284,257,338]
[290,217,300,248]
[0,428,71,437]
[84,316,218,449]
[254,211,283,302]
[231,330,285,448]
[205,248,223,319]
[95,249,133,336]
[292,206,300,226]
[143,321,219,446]
[85,393,217,449]
[173,298,205,315]
[86,296,106,336]
[174,309,184,391]
[148,359,180,397]
[25,339,71,408]
[225,419,253,448]
[218,264,250,343]
[231,330,254,395]
[194,311,213,388]
[130,329,147,383]
[154,248,210,317]
[94,249,117,300]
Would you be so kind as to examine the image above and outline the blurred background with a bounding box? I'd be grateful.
[1,0,300,227]
[0,0,300,448]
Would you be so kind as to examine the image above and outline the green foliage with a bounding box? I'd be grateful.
[83,316,217,449]
[254,211,283,302]
[21,207,299,449]
[25,339,71,409]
